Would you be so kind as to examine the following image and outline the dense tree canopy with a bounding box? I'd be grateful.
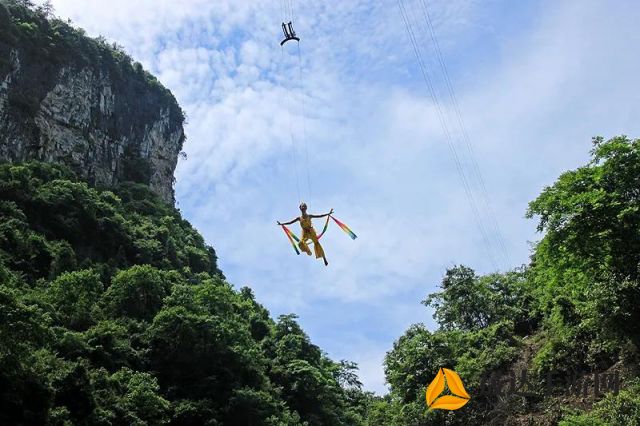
[0,162,372,425]
[2,136,639,424]
[376,136,640,425]
[2,5,639,421]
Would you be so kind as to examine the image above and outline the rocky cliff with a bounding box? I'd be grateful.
[0,0,185,203]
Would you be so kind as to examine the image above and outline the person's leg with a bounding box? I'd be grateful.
[311,236,328,265]
[298,238,312,255]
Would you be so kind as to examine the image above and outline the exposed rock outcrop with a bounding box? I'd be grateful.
[0,1,185,203]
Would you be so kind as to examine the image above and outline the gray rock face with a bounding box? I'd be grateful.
[0,6,185,204]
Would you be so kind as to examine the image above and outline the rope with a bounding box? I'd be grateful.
[397,0,499,270]
[279,0,285,23]
[279,0,309,202]
[296,41,312,201]
[289,0,296,25]
[280,0,312,201]
[417,0,511,266]
[281,45,302,202]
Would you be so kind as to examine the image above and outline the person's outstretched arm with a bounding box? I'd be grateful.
[278,217,300,225]
[310,208,333,218]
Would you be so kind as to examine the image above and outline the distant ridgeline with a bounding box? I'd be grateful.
[0,0,185,204]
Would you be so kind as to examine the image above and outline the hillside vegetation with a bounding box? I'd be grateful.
[0,0,185,202]
[0,162,372,425]
[374,136,640,425]
[0,0,181,119]
[1,1,639,425]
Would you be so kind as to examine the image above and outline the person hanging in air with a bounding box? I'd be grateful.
[278,203,333,266]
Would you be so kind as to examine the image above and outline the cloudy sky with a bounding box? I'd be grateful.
[41,0,640,393]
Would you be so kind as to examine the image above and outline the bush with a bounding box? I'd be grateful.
[47,269,102,330]
[101,265,175,321]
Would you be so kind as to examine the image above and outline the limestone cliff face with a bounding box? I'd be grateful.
[0,1,185,203]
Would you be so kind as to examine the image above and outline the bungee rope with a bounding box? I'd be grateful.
[280,215,357,254]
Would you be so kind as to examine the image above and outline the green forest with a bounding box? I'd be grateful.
[2,139,639,424]
[2,1,640,425]
[371,136,640,425]
[0,162,372,425]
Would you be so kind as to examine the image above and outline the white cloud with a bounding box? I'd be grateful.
[39,0,640,395]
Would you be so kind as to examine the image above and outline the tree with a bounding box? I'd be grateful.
[424,266,489,330]
[98,368,171,424]
[147,306,264,416]
[528,136,640,349]
[528,136,640,283]
[0,287,52,420]
[38,0,53,17]
[424,266,536,334]
[0,160,366,424]
[47,270,102,330]
[101,265,174,321]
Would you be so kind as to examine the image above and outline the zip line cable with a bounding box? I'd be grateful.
[406,0,505,265]
[416,0,511,265]
[402,0,503,269]
[280,0,312,202]
[290,0,312,201]
[281,44,302,202]
[279,0,505,267]
[289,0,297,26]
[297,42,312,201]
[397,0,500,270]
[399,0,499,269]
[283,0,291,22]
[279,0,285,24]
[404,0,510,268]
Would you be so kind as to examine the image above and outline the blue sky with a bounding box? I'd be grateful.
[42,0,640,393]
